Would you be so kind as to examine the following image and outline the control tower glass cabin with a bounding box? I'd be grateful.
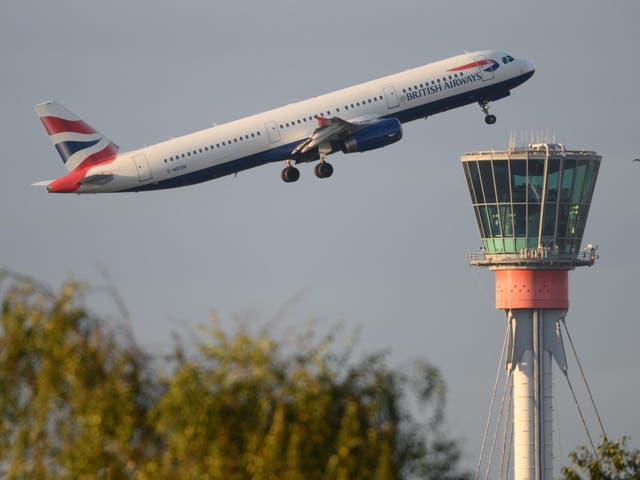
[461,144,601,265]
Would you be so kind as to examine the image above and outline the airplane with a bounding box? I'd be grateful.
[34,49,534,193]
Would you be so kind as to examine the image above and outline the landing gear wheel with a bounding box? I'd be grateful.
[314,162,333,179]
[485,114,497,125]
[479,100,496,125]
[281,166,300,183]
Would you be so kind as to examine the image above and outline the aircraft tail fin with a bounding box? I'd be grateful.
[34,100,119,172]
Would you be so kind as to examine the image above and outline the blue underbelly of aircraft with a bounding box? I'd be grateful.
[122,71,533,192]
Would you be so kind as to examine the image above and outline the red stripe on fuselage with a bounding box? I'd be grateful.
[47,143,119,193]
[40,116,97,135]
[447,60,488,72]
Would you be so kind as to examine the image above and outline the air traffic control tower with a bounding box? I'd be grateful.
[461,143,601,480]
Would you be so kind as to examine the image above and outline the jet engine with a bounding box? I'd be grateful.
[341,118,402,153]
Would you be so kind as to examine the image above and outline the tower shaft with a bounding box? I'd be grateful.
[509,309,563,480]
[501,271,568,480]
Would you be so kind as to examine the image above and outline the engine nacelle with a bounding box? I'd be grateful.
[341,118,403,154]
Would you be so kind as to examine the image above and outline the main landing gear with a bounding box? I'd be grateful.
[479,100,497,125]
[281,144,333,183]
[281,160,300,183]
[314,143,333,179]
[281,160,334,182]
[314,161,333,179]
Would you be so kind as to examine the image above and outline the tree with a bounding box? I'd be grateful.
[560,436,640,480]
[0,272,468,479]
[0,275,155,479]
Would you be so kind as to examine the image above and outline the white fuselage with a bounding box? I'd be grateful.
[76,49,534,193]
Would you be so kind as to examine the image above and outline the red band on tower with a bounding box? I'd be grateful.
[495,270,569,309]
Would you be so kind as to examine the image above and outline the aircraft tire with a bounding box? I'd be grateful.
[314,162,333,179]
[282,166,300,183]
[485,114,497,125]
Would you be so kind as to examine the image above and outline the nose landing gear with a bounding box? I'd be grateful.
[479,100,497,125]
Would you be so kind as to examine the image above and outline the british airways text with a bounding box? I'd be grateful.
[405,72,483,102]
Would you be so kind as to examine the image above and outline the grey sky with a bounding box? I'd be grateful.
[2,0,639,471]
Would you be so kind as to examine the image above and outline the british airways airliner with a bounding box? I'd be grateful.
[34,49,534,193]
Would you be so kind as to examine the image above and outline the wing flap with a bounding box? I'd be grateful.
[292,116,366,156]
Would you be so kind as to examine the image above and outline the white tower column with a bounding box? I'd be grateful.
[507,308,567,480]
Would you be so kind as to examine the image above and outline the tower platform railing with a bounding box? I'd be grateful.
[466,247,596,269]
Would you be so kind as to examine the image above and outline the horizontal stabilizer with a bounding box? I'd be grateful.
[80,173,114,185]
[32,180,52,187]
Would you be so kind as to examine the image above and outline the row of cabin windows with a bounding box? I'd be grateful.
[278,95,385,129]
[163,130,262,163]
[401,71,468,94]
[163,90,391,163]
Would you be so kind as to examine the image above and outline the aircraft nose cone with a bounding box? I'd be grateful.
[523,59,535,74]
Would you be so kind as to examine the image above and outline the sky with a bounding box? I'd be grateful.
[2,0,639,473]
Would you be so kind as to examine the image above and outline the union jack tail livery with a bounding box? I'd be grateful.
[34,101,119,192]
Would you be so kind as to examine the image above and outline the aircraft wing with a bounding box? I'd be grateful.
[291,116,367,156]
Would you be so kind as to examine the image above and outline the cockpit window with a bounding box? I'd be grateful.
[502,55,515,64]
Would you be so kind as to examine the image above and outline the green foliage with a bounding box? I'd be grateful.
[0,273,468,479]
[0,277,153,479]
[560,436,640,480]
